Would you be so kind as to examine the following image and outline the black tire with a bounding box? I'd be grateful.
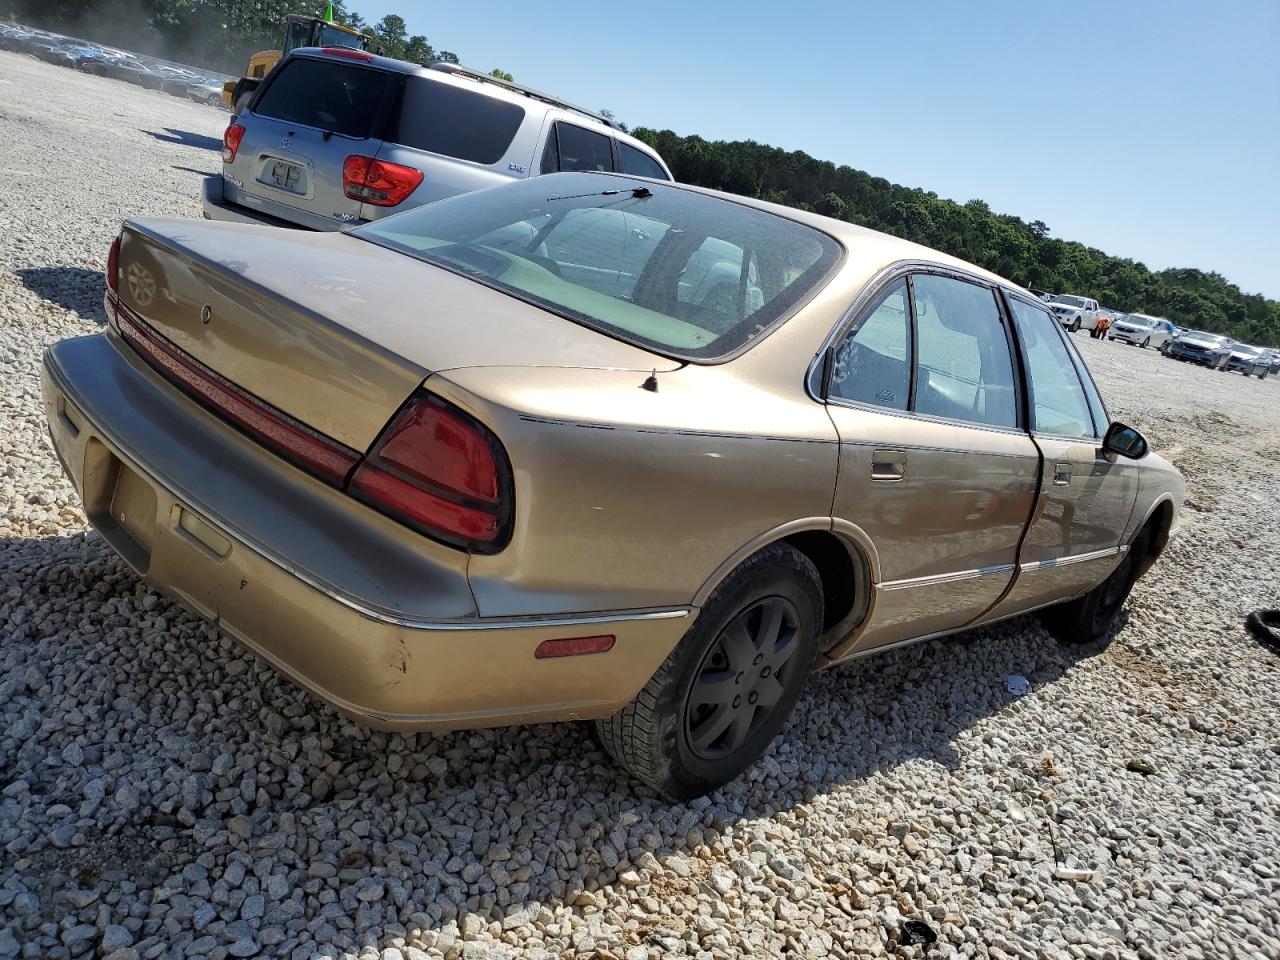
[1141,337,1150,349]
[1071,319,1081,333]
[597,543,823,799]
[1041,528,1150,646]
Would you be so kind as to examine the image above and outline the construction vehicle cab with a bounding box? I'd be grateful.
[222,14,374,110]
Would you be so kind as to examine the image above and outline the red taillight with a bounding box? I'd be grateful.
[534,636,616,659]
[342,155,423,206]
[106,235,120,295]
[114,307,359,486]
[347,393,512,552]
[222,123,245,164]
[322,46,374,61]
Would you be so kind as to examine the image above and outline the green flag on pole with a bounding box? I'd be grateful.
[323,2,335,22]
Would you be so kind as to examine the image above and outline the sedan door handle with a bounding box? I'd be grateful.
[871,449,906,481]
[1053,461,1072,485]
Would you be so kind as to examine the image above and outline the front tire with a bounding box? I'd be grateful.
[1041,529,1148,646]
[1071,319,1082,333]
[597,543,823,799]
[1141,337,1150,348]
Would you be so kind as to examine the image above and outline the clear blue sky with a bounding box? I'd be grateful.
[348,0,1280,298]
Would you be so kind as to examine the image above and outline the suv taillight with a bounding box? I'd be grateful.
[348,393,512,552]
[106,235,120,295]
[222,123,245,163]
[342,155,423,206]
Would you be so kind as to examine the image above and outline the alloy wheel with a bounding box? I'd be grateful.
[684,597,801,760]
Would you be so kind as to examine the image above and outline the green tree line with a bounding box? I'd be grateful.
[631,130,1278,345]
[8,1,1274,343]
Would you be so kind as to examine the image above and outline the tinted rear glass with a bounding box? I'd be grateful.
[255,58,388,139]
[355,173,842,361]
[554,124,614,172]
[389,77,525,164]
[618,142,669,180]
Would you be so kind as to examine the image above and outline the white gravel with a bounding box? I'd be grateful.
[2,50,1279,960]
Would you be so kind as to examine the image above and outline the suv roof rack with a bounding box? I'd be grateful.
[427,61,621,130]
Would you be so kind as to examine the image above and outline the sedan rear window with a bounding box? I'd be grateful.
[254,59,388,139]
[388,77,525,165]
[355,173,841,361]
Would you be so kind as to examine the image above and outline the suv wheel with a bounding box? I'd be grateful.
[1041,530,1148,646]
[1140,337,1150,348]
[1070,318,1081,333]
[597,543,823,799]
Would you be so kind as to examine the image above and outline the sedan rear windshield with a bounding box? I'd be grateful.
[354,173,842,361]
[254,58,388,139]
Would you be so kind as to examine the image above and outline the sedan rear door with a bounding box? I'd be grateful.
[823,271,1041,658]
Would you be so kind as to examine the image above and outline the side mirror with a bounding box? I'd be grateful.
[1103,422,1148,460]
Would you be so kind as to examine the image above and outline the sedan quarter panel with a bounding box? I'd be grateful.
[432,365,841,617]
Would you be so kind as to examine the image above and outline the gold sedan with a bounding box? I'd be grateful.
[42,172,1183,798]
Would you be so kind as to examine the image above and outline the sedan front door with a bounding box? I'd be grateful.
[977,294,1140,622]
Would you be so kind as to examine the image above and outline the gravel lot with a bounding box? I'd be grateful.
[2,51,1279,960]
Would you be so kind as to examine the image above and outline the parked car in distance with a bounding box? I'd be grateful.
[1165,330,1234,369]
[1264,349,1280,376]
[1110,313,1176,350]
[44,171,1184,798]
[1224,344,1271,379]
[203,48,672,231]
[1028,287,1054,302]
[184,77,227,106]
[1048,294,1100,333]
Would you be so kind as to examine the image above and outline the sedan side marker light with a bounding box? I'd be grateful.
[533,635,616,659]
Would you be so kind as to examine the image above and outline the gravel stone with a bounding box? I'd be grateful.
[1,48,1278,960]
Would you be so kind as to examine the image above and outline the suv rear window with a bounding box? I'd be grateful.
[618,142,668,180]
[389,77,525,165]
[255,58,388,139]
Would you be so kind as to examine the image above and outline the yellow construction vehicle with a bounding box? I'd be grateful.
[222,13,375,109]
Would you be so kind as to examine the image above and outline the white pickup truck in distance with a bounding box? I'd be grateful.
[1048,294,1100,333]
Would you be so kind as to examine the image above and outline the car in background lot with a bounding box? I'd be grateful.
[1166,330,1234,369]
[1264,349,1280,375]
[45,171,1183,798]
[1110,313,1176,350]
[1049,294,1099,333]
[204,48,671,231]
[1225,345,1271,379]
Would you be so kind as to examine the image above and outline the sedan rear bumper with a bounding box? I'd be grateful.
[42,334,689,730]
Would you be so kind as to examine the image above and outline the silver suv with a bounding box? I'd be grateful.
[202,47,672,231]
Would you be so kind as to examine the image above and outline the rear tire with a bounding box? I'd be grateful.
[597,543,823,799]
[1041,529,1149,646]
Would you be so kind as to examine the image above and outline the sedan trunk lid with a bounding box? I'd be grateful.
[115,219,678,451]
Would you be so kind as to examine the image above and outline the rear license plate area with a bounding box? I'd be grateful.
[83,438,157,574]
[258,157,306,195]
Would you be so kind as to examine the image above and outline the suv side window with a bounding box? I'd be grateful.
[1007,297,1098,438]
[618,142,668,180]
[390,77,525,164]
[912,275,1018,428]
[541,122,614,174]
[829,279,910,410]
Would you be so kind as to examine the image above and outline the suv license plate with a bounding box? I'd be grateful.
[263,158,304,194]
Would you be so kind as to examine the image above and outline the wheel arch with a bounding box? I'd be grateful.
[691,518,878,649]
[1131,494,1176,579]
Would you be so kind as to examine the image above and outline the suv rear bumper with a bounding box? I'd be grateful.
[202,175,351,231]
[201,175,305,229]
[42,333,689,730]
